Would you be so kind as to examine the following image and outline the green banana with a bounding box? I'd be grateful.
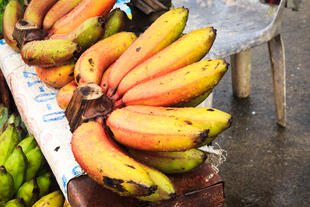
[0,106,9,133]
[36,172,51,197]
[0,166,14,206]
[16,179,40,207]
[0,125,20,166]
[18,136,37,154]
[25,146,44,181]
[4,146,28,192]
[138,165,175,202]
[103,8,126,39]
[32,191,64,207]
[50,16,105,51]
[21,40,80,67]
[4,199,25,207]
[129,148,207,174]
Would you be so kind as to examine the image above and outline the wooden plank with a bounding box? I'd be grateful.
[67,163,224,207]
[230,49,252,98]
[268,34,286,127]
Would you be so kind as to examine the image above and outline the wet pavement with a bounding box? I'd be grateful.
[212,1,310,207]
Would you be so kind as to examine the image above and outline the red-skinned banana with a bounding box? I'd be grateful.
[107,7,189,96]
[115,27,216,99]
[74,32,136,85]
[23,0,58,26]
[71,121,157,197]
[107,106,231,151]
[121,60,227,107]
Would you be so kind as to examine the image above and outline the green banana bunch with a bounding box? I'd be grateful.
[0,166,14,206]
[0,125,20,166]
[4,146,28,193]
[129,148,208,174]
[3,199,25,207]
[36,172,51,197]
[16,179,40,207]
[32,191,64,207]
[24,146,44,181]
[0,106,9,133]
[18,136,37,154]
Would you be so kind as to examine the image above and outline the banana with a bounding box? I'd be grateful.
[138,165,175,202]
[32,191,64,207]
[0,166,14,205]
[3,0,24,52]
[18,136,37,154]
[49,16,105,51]
[4,198,25,207]
[129,148,207,174]
[4,146,27,192]
[36,63,75,89]
[16,179,40,207]
[174,89,212,107]
[36,172,51,197]
[49,0,117,35]
[23,0,58,26]
[56,81,77,110]
[103,8,126,39]
[74,32,136,85]
[99,65,112,94]
[125,105,232,138]
[115,27,216,99]
[0,106,9,133]
[63,200,71,207]
[21,40,80,67]
[71,121,156,197]
[0,125,20,166]
[43,0,84,30]
[122,59,228,107]
[25,146,44,181]
[107,7,189,96]
[107,106,231,151]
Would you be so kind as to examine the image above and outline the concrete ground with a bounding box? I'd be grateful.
[213,1,310,207]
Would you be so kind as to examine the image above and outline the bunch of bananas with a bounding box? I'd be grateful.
[3,0,232,202]
[3,0,126,88]
[0,105,65,207]
[68,7,230,202]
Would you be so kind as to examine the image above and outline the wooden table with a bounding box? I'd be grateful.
[67,163,224,207]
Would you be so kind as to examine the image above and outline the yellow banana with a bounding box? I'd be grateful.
[138,165,175,202]
[32,191,64,207]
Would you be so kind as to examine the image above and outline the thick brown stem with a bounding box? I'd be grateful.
[12,19,46,48]
[65,83,113,132]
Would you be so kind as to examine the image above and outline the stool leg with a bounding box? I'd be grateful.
[268,34,286,127]
[230,49,251,98]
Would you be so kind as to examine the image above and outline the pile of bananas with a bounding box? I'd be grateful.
[0,105,65,207]
[3,0,232,203]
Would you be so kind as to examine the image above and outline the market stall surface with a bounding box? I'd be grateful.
[214,1,310,206]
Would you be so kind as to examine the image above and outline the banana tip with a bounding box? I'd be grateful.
[212,27,217,35]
